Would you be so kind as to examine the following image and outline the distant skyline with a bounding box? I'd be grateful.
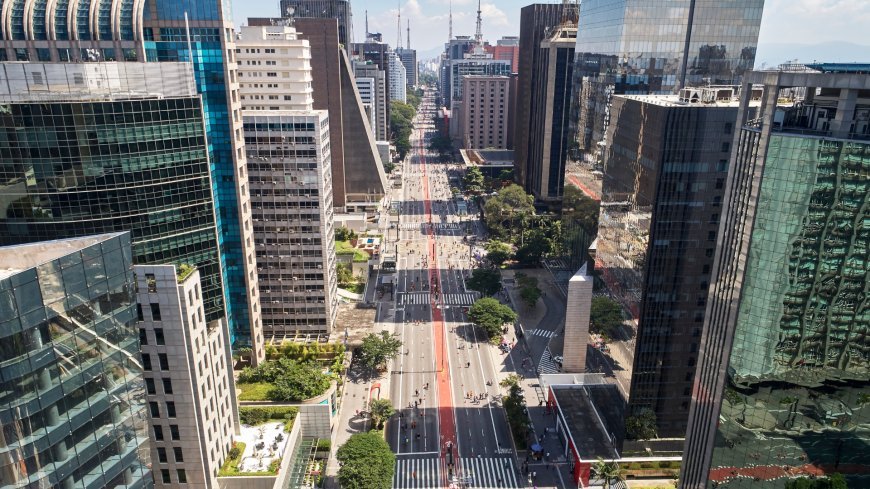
[235,0,870,64]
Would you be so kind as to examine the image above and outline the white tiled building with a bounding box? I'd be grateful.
[237,22,338,337]
[136,265,238,488]
[388,49,407,103]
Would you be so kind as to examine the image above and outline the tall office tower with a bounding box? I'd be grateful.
[570,0,764,166]
[280,0,354,46]
[136,264,237,488]
[237,23,338,336]
[354,39,393,127]
[682,67,870,488]
[515,3,575,196]
[448,50,512,103]
[0,233,151,488]
[354,60,389,141]
[0,62,229,343]
[459,75,511,149]
[524,24,576,208]
[247,17,388,211]
[0,0,264,362]
[388,49,407,103]
[439,36,477,107]
[484,36,520,71]
[599,88,757,438]
[396,47,418,87]
[236,26,315,112]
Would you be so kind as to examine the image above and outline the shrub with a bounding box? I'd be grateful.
[316,439,331,451]
[240,407,270,425]
[239,406,299,428]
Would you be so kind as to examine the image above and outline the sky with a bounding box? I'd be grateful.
[233,0,870,60]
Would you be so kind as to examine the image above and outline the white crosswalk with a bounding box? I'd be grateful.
[398,292,477,306]
[454,456,521,488]
[526,328,557,338]
[393,456,442,488]
[399,222,462,231]
[538,347,561,374]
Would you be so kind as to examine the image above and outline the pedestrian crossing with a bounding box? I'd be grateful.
[398,292,477,306]
[454,456,521,488]
[399,222,462,231]
[393,456,520,489]
[393,456,442,488]
[526,328,557,338]
[538,347,561,374]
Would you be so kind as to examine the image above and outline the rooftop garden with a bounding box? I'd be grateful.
[176,263,196,283]
[218,421,289,477]
[335,240,370,263]
[239,406,298,433]
[237,358,331,402]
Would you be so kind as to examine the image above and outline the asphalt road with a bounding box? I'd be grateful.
[383,91,520,489]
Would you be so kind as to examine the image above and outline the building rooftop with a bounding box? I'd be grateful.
[461,149,514,167]
[0,233,126,280]
[551,383,625,461]
[805,62,870,74]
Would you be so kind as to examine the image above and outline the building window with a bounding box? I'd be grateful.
[146,378,156,395]
[170,425,180,440]
[721,142,730,152]
[163,378,173,394]
[159,353,169,370]
[137,304,144,322]
[174,447,184,463]
[155,328,165,345]
[154,425,164,441]
[139,328,147,345]
[149,402,160,418]
[161,469,171,483]
[177,469,187,483]
[142,353,152,371]
[167,402,177,418]
[150,303,162,321]
[157,447,167,463]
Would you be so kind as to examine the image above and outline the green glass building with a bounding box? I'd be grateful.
[683,67,870,487]
[0,62,224,323]
[0,232,151,488]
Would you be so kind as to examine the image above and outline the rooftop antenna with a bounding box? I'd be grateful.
[407,19,411,50]
[365,10,369,38]
[474,0,483,45]
[397,1,402,49]
[448,0,453,42]
[282,6,295,27]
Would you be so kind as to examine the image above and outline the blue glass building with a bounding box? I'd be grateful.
[0,1,263,357]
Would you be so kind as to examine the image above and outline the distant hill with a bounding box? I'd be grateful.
[755,41,870,69]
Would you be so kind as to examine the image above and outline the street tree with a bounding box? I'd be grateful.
[483,184,535,241]
[520,285,541,308]
[368,398,396,429]
[390,101,416,159]
[468,297,517,339]
[466,267,502,296]
[357,331,403,370]
[592,458,625,489]
[337,432,396,489]
[591,296,625,339]
[625,407,658,440]
[484,241,512,267]
[463,166,485,193]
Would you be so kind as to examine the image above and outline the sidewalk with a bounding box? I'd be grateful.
[483,269,574,488]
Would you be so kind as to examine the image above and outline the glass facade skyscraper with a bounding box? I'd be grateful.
[0,1,264,360]
[0,62,225,328]
[0,232,151,488]
[682,68,870,488]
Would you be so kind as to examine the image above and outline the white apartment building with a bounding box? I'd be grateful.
[388,49,407,103]
[353,59,388,141]
[354,75,379,134]
[235,24,315,111]
[236,23,338,337]
[136,265,238,488]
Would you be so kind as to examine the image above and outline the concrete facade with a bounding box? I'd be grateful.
[353,60,388,141]
[396,47,418,87]
[136,265,238,488]
[459,75,511,149]
[563,264,592,373]
[388,49,407,103]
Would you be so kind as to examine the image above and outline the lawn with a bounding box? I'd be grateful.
[217,441,281,477]
[335,240,370,262]
[340,282,365,294]
[237,382,272,401]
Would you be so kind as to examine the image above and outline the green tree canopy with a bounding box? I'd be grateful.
[337,432,396,489]
[484,241,512,267]
[785,474,847,489]
[466,267,502,296]
[562,185,600,236]
[625,407,658,440]
[358,331,403,370]
[336,263,354,286]
[592,458,625,489]
[335,226,357,241]
[468,297,517,339]
[591,296,625,338]
[463,166,485,193]
[390,100,416,159]
[483,184,535,241]
[368,398,396,429]
[238,358,330,402]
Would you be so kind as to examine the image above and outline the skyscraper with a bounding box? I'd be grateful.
[388,49,407,103]
[597,88,757,438]
[280,0,354,46]
[0,0,265,363]
[570,0,763,165]
[514,3,570,192]
[396,47,418,87]
[459,75,511,149]
[682,67,870,488]
[354,59,389,141]
[0,62,226,338]
[0,232,151,488]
